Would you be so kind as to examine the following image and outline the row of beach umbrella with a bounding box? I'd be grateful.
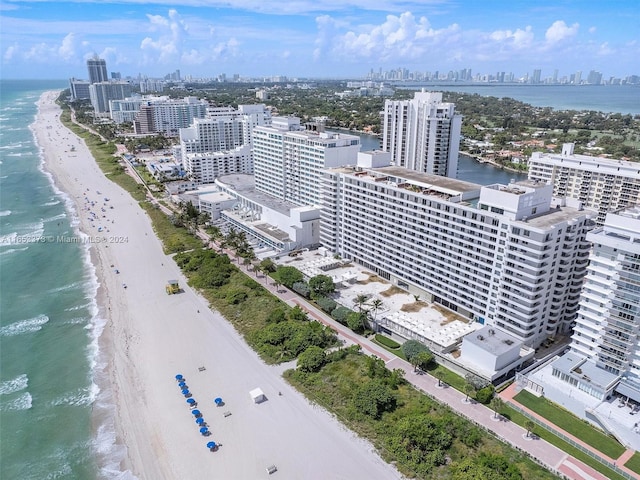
[175,374,218,451]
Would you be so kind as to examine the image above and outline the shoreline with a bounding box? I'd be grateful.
[459,151,528,175]
[33,92,139,478]
[35,92,404,479]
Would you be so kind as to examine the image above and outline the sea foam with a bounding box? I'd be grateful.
[0,314,50,337]
[0,391,33,411]
[0,373,29,395]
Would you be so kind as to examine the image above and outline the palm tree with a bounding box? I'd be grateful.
[353,294,370,313]
[368,298,383,332]
[252,261,261,277]
[435,369,445,387]
[464,383,476,403]
[242,257,252,271]
[524,420,535,438]
[490,396,505,418]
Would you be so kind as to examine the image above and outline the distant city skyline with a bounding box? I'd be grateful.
[1,0,639,80]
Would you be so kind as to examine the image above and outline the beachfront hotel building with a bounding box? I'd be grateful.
[109,96,144,124]
[178,104,271,184]
[86,56,108,84]
[253,117,360,207]
[528,143,640,225]
[69,78,91,101]
[320,153,595,348]
[552,207,640,402]
[133,96,209,136]
[382,90,462,177]
[89,82,134,115]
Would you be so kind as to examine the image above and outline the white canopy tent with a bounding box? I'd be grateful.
[250,387,266,404]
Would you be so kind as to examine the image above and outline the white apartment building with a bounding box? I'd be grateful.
[253,117,360,207]
[109,96,144,124]
[528,143,640,225]
[321,156,595,348]
[560,207,640,402]
[179,104,271,184]
[181,145,253,185]
[89,82,134,115]
[382,90,462,177]
[134,96,209,136]
[69,78,91,101]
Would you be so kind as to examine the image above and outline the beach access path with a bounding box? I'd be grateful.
[36,91,404,480]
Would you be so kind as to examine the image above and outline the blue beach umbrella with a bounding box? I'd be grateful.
[175,374,183,381]
[214,397,222,405]
[178,382,186,388]
[200,427,209,435]
[196,417,205,425]
[186,398,196,405]
[182,389,190,395]
[206,441,216,449]
[191,409,201,416]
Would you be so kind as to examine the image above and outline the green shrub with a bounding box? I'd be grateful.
[375,334,400,349]
[297,346,326,373]
[331,306,352,323]
[352,380,396,419]
[274,265,303,288]
[292,281,310,298]
[475,385,495,404]
[316,296,337,313]
[225,288,248,305]
[401,339,431,361]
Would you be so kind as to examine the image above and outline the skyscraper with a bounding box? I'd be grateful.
[87,56,108,84]
[553,207,640,403]
[382,90,462,177]
[253,118,360,207]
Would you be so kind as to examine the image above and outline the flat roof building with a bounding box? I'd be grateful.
[89,82,134,115]
[528,143,640,225]
[563,207,640,402]
[179,104,271,184]
[321,157,596,348]
[253,118,360,207]
[382,90,462,177]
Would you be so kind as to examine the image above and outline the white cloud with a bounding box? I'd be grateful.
[489,26,534,48]
[316,11,459,62]
[545,20,579,44]
[589,26,597,34]
[58,33,77,61]
[597,42,614,56]
[140,9,188,64]
[3,44,18,61]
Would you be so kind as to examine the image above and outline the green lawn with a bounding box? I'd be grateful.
[625,451,640,475]
[514,390,625,459]
[425,364,468,392]
[499,405,627,480]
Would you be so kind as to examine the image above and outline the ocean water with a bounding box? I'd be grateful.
[0,80,127,479]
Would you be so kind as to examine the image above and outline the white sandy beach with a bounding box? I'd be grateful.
[35,91,403,480]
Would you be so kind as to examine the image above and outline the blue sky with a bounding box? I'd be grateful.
[1,0,638,80]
